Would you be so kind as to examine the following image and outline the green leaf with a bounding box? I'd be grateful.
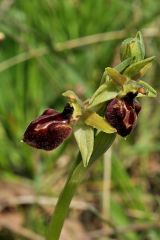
[138,80,157,97]
[83,111,116,134]
[106,67,127,85]
[123,56,155,79]
[74,123,94,167]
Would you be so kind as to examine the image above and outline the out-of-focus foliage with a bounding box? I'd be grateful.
[0,0,160,239]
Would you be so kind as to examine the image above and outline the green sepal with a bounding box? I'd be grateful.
[89,58,133,108]
[83,111,116,134]
[106,67,127,85]
[123,56,155,79]
[88,83,118,108]
[74,123,94,167]
[115,57,133,73]
[62,90,83,120]
[131,62,152,80]
[100,58,133,85]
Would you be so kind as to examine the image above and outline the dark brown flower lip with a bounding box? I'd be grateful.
[105,93,141,137]
[23,105,73,151]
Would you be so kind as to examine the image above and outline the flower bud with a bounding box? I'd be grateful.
[23,104,73,150]
[105,93,141,137]
[120,32,145,62]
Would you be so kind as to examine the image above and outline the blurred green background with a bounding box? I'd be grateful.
[0,0,160,239]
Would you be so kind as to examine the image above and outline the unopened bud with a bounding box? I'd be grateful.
[120,32,145,62]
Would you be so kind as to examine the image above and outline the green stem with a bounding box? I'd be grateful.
[46,132,116,240]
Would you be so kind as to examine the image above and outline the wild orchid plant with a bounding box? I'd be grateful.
[23,32,156,240]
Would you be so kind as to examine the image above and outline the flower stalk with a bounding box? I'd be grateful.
[46,132,116,240]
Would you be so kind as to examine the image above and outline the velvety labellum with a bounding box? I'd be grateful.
[105,93,141,137]
[23,105,73,150]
